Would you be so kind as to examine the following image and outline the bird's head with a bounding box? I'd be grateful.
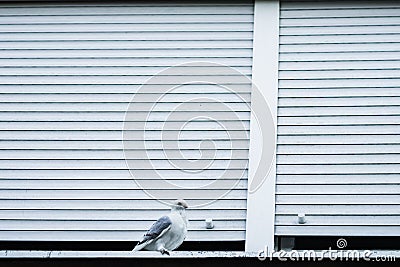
[172,199,189,210]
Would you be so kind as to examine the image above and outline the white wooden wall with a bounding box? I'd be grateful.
[0,1,254,241]
[276,0,400,236]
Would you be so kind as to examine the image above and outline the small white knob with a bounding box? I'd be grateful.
[298,213,306,224]
[205,218,214,229]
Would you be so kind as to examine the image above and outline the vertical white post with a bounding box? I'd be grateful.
[245,0,280,252]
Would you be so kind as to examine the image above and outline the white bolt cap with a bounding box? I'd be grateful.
[205,218,214,229]
[298,213,306,224]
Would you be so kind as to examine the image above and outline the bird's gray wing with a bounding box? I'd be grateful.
[137,215,172,245]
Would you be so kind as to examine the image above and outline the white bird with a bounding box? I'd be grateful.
[133,199,189,255]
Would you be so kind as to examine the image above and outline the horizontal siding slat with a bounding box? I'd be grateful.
[277,164,400,174]
[278,134,400,145]
[0,130,250,141]
[278,96,400,106]
[0,49,253,58]
[0,75,252,84]
[0,140,250,150]
[278,106,400,116]
[276,184,400,194]
[280,52,400,62]
[0,177,248,182]
[0,21,252,33]
[281,8,400,17]
[0,14,253,24]
[0,66,253,75]
[281,1,400,10]
[0,159,249,170]
[0,6,254,16]
[0,94,251,102]
[0,189,248,200]
[0,84,252,94]
[0,31,254,41]
[0,219,246,231]
[0,2,251,7]
[0,199,247,209]
[275,204,400,215]
[275,226,400,236]
[0,230,245,241]
[280,69,400,79]
[0,103,251,112]
[280,35,400,45]
[0,179,248,189]
[0,209,247,220]
[278,125,400,134]
[0,60,253,70]
[0,112,251,122]
[0,149,249,160]
[276,215,400,226]
[276,195,400,204]
[280,43,400,53]
[0,169,248,179]
[277,154,400,164]
[277,144,400,155]
[281,17,400,27]
[279,88,400,98]
[0,170,249,180]
[280,26,400,35]
[0,121,251,130]
[279,60,400,71]
[277,174,400,185]
[278,117,400,125]
[280,79,400,89]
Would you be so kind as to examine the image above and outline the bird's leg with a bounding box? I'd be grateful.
[160,248,170,256]
[159,247,170,256]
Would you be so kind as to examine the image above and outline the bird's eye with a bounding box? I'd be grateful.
[177,202,182,205]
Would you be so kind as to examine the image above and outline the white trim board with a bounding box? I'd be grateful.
[245,0,280,252]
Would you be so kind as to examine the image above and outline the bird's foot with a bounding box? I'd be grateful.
[160,248,170,256]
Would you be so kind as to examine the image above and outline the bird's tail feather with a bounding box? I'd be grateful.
[132,241,147,252]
